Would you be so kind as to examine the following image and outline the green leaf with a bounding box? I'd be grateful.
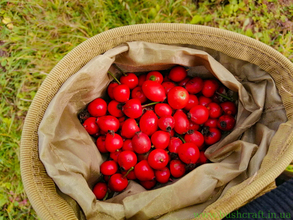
[190,15,204,24]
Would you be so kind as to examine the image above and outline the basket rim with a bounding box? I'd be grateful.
[20,23,293,220]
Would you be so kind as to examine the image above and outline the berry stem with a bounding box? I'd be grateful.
[175,133,186,143]
[141,102,160,108]
[108,71,121,84]
[123,167,134,178]
[216,92,234,102]
[103,191,109,201]
[113,63,127,76]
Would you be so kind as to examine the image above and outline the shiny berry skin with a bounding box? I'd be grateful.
[117,151,137,171]
[148,149,169,170]
[178,143,200,164]
[178,77,191,87]
[107,100,124,118]
[87,98,107,117]
[204,127,221,145]
[185,77,203,94]
[170,160,186,178]
[100,160,118,176]
[113,84,130,102]
[109,149,121,162]
[173,110,190,134]
[131,86,148,104]
[188,105,209,125]
[97,115,120,133]
[107,82,119,99]
[197,151,208,164]
[162,81,176,94]
[134,160,155,181]
[93,182,108,200]
[151,131,170,149]
[220,101,237,116]
[146,71,164,84]
[105,133,123,152]
[198,96,212,107]
[83,117,99,135]
[168,66,187,82]
[204,118,218,128]
[217,114,236,131]
[189,121,200,131]
[184,94,199,111]
[140,179,156,190]
[155,167,170,184]
[207,102,222,119]
[121,118,140,139]
[122,99,143,119]
[142,80,166,102]
[202,79,219,98]
[108,173,128,192]
[120,73,138,89]
[122,139,134,151]
[184,130,204,148]
[158,116,175,132]
[132,132,151,154]
[154,103,173,117]
[96,136,108,153]
[168,137,183,154]
[167,86,189,109]
[139,110,158,136]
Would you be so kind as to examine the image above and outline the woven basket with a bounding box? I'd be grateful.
[20,24,293,220]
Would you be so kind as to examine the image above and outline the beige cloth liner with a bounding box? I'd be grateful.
[38,42,286,220]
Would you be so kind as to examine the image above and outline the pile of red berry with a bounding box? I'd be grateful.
[78,65,237,200]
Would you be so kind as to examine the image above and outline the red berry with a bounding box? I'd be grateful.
[120,73,138,89]
[134,160,155,181]
[140,179,156,190]
[122,139,133,151]
[188,105,209,125]
[142,80,166,102]
[168,137,183,154]
[217,114,236,131]
[83,117,99,135]
[151,131,170,149]
[139,110,158,136]
[108,100,124,118]
[178,77,191,87]
[173,110,190,134]
[204,118,218,128]
[109,149,121,162]
[202,79,219,98]
[87,98,107,117]
[178,143,200,164]
[138,74,146,86]
[93,182,108,200]
[97,115,120,133]
[197,151,208,164]
[100,160,118,176]
[146,71,163,84]
[122,99,143,119]
[184,94,199,111]
[96,136,108,153]
[158,116,175,132]
[107,82,119,99]
[204,127,221,145]
[113,84,130,102]
[220,101,237,115]
[105,132,123,152]
[198,96,212,107]
[185,77,203,94]
[167,86,189,109]
[148,149,169,170]
[207,102,222,119]
[168,66,187,82]
[121,118,140,139]
[108,173,128,192]
[184,130,204,148]
[170,160,186,178]
[161,81,176,94]
[121,169,136,180]
[189,121,200,131]
[131,86,148,104]
[132,132,151,154]
[154,103,173,117]
[155,167,170,184]
[117,151,137,171]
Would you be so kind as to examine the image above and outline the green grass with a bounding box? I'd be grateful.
[0,0,292,219]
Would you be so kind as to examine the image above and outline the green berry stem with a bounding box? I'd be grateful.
[108,71,121,84]
[216,92,234,102]
[103,191,109,201]
[123,166,134,178]
[113,63,127,76]
[141,102,160,108]
[175,133,186,143]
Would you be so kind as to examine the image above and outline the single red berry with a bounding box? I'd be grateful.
[155,167,170,184]
[168,66,187,82]
[122,99,143,119]
[178,143,200,164]
[117,151,137,171]
[131,86,148,104]
[189,121,200,131]
[121,118,140,139]
[97,115,120,133]
[108,173,128,192]
[158,116,175,132]
[139,110,158,136]
[134,160,155,181]
[217,114,236,131]
[122,139,133,151]
[109,149,121,162]
[202,79,219,98]
[184,130,204,148]
[120,73,138,89]
[105,132,123,152]
[154,103,173,117]
[96,136,108,153]
[146,71,164,84]
[107,81,119,99]
[100,160,118,176]
[198,96,212,107]
[169,159,186,178]
[87,98,107,117]
[148,149,169,170]
[167,86,189,109]
[188,105,209,125]
[207,102,222,119]
[140,179,156,190]
[168,137,183,154]
[151,131,170,149]
[173,110,190,134]
[93,182,108,200]
[204,118,218,128]
[113,84,130,102]
[161,81,176,94]
[83,117,99,135]
[220,101,237,115]
[178,77,191,87]
[185,77,203,94]
[184,94,199,111]
[197,151,208,164]
[132,131,152,154]
[203,127,221,145]
[108,100,124,118]
[142,80,166,102]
